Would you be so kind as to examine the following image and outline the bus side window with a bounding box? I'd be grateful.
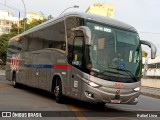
[72,37,83,67]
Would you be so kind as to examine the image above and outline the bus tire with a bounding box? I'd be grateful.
[12,73,19,88]
[54,77,64,103]
[97,102,106,107]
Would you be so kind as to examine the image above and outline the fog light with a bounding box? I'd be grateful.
[134,97,139,102]
[85,91,94,99]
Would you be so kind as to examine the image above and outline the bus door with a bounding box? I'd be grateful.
[70,34,84,99]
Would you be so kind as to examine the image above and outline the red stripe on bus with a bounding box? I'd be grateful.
[54,64,72,70]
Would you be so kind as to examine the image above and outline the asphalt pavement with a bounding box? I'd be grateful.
[0,70,160,119]
[0,69,160,99]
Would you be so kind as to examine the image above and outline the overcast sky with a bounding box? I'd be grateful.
[0,0,160,56]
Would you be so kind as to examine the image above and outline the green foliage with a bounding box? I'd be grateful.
[26,18,47,30]
[0,18,47,64]
[11,18,47,35]
[0,36,8,64]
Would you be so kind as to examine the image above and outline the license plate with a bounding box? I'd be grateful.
[111,99,121,104]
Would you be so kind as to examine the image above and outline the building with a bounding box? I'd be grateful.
[86,3,115,18]
[0,10,45,35]
[142,56,160,78]
[0,10,22,35]
[27,12,44,23]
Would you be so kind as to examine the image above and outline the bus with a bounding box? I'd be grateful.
[6,12,156,105]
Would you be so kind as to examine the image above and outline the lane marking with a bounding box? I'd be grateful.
[69,105,87,120]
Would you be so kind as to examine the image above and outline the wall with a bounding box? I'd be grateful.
[141,78,160,88]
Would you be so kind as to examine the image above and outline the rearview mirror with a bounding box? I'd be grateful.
[71,26,91,45]
[140,40,157,59]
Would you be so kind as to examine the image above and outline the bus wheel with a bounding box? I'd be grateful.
[97,102,106,107]
[54,77,63,103]
[12,73,19,88]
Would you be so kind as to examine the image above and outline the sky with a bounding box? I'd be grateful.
[0,0,160,56]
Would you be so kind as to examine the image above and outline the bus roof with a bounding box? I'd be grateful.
[64,12,137,32]
[10,12,137,41]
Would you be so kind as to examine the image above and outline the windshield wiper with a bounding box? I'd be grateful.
[94,70,126,77]
[108,67,139,82]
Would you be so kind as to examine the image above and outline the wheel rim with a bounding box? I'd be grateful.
[54,84,59,97]
[12,77,16,86]
[13,80,15,86]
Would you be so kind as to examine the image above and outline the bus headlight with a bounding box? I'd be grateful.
[89,82,100,87]
[81,77,101,88]
[133,87,140,92]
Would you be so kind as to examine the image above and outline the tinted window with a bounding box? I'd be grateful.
[72,37,83,67]
[65,17,84,63]
[27,21,65,52]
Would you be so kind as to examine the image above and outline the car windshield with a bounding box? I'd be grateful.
[86,22,142,81]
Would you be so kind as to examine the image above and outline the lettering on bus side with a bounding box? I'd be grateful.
[57,59,66,63]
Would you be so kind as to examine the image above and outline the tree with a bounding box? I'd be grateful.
[26,18,47,30]
[11,18,47,35]
[0,37,8,64]
[0,18,47,64]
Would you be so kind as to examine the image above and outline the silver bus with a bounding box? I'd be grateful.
[6,12,156,105]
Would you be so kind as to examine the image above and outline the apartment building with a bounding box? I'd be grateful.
[0,10,22,35]
[86,3,115,18]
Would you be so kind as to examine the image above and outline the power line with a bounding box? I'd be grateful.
[5,0,22,9]
[0,2,28,14]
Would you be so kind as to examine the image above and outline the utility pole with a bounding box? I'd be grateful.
[18,12,20,34]
[21,0,26,32]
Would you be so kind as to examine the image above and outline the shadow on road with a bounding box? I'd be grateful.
[9,83,138,117]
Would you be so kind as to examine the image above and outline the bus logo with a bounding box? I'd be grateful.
[115,83,124,88]
[11,56,20,70]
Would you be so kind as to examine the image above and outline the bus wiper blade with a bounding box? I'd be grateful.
[108,67,139,82]
[95,70,125,77]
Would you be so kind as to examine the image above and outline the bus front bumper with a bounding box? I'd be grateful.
[81,82,140,105]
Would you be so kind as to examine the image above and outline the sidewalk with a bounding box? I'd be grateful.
[141,86,160,99]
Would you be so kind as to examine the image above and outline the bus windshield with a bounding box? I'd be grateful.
[86,22,142,82]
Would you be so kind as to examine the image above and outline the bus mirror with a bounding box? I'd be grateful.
[140,40,157,59]
[71,26,91,45]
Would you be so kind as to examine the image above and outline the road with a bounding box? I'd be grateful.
[0,74,160,120]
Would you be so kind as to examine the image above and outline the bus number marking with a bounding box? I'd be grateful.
[115,83,124,88]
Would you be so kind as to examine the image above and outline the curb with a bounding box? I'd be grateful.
[140,92,160,99]
[141,86,160,99]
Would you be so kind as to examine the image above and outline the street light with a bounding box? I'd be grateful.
[21,0,26,32]
[59,5,79,15]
